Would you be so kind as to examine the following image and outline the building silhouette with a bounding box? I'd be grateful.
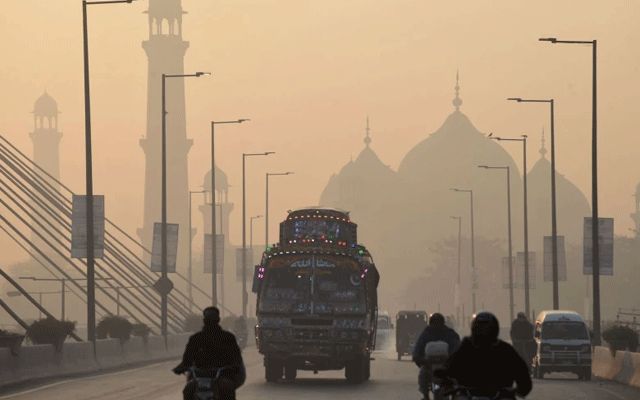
[138,0,192,271]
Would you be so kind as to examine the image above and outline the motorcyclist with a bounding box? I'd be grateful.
[510,311,534,373]
[412,313,461,400]
[436,311,532,398]
[173,307,246,400]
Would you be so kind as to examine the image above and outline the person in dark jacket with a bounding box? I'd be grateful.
[437,312,532,398]
[510,311,535,373]
[412,313,461,399]
[173,307,245,400]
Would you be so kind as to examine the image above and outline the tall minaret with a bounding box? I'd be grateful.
[30,91,63,247]
[138,0,193,269]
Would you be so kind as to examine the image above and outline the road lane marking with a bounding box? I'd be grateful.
[0,360,175,400]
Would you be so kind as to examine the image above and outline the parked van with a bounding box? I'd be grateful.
[375,311,393,350]
[532,310,592,380]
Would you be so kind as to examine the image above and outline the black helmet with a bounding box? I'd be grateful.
[429,313,445,327]
[471,311,499,347]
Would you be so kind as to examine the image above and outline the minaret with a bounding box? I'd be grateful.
[364,116,371,147]
[30,91,63,247]
[138,0,193,269]
[452,69,463,111]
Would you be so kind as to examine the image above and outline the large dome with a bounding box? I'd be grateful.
[203,165,229,193]
[33,91,58,117]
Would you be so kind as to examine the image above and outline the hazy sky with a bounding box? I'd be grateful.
[1,0,639,264]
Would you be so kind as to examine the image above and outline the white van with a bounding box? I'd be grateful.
[532,310,592,380]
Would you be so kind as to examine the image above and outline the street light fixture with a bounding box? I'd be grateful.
[160,71,210,339]
[507,97,558,311]
[491,134,531,317]
[7,290,61,319]
[266,172,294,249]
[450,188,476,314]
[539,37,601,345]
[478,165,514,322]
[210,120,249,309]
[243,152,275,318]
[82,0,142,347]
[188,190,209,312]
[450,216,462,325]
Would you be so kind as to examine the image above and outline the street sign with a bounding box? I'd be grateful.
[150,222,179,273]
[543,236,566,282]
[236,248,254,282]
[516,252,536,289]
[204,234,224,274]
[71,195,105,258]
[583,217,614,276]
[153,276,174,296]
[501,256,515,289]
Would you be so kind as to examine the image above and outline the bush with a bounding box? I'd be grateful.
[602,325,639,354]
[26,318,75,345]
[184,314,202,333]
[0,329,22,338]
[97,316,132,343]
[131,323,151,339]
[220,316,236,331]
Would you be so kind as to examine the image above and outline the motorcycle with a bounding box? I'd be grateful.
[441,378,517,400]
[183,366,234,400]
[423,341,450,400]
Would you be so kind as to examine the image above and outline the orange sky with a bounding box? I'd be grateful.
[1,0,640,264]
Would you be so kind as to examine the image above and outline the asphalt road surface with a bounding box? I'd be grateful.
[1,347,639,400]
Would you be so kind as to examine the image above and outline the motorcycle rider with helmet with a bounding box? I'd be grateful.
[435,311,532,398]
[173,307,246,400]
[412,312,461,400]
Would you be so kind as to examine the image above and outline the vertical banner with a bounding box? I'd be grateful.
[71,195,105,258]
[501,256,515,289]
[516,252,536,289]
[236,248,254,282]
[583,217,614,276]
[204,234,224,274]
[543,236,566,282]
[150,222,179,273]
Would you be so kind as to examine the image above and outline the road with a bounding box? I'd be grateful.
[1,347,639,400]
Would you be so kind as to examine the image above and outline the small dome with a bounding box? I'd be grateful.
[203,165,229,193]
[33,91,58,117]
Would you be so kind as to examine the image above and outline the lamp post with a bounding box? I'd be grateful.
[89,285,147,316]
[188,190,208,312]
[243,152,275,318]
[450,188,476,313]
[160,71,209,338]
[479,165,514,322]
[266,172,293,249]
[450,216,462,325]
[508,97,558,310]
[7,290,60,319]
[539,37,601,345]
[491,134,531,317]
[82,0,141,347]
[19,276,113,321]
[250,215,263,252]
[210,120,249,308]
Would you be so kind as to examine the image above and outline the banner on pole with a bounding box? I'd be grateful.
[236,248,253,282]
[150,222,179,273]
[583,217,613,276]
[204,234,224,274]
[543,236,566,282]
[502,256,515,289]
[71,195,105,258]
[516,252,536,289]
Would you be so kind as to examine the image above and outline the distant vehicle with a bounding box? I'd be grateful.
[532,310,592,380]
[375,311,393,350]
[395,310,428,360]
[253,207,380,383]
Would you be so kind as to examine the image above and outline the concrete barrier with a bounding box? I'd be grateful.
[122,336,148,363]
[59,341,99,375]
[166,333,190,358]
[95,338,125,369]
[592,345,640,388]
[0,348,17,387]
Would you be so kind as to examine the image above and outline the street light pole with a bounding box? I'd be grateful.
[540,37,601,344]
[266,172,293,249]
[161,72,209,338]
[492,134,530,317]
[188,190,207,313]
[479,165,514,322]
[82,0,140,348]
[251,215,263,252]
[450,216,462,325]
[507,98,557,310]
[210,120,249,308]
[451,188,476,313]
[243,152,274,318]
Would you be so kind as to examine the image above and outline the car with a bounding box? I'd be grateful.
[395,311,428,361]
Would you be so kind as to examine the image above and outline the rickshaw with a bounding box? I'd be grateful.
[395,310,428,360]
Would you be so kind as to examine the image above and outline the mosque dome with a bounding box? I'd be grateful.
[203,165,230,193]
[33,91,58,117]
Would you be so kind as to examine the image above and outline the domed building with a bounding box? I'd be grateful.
[199,164,234,246]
